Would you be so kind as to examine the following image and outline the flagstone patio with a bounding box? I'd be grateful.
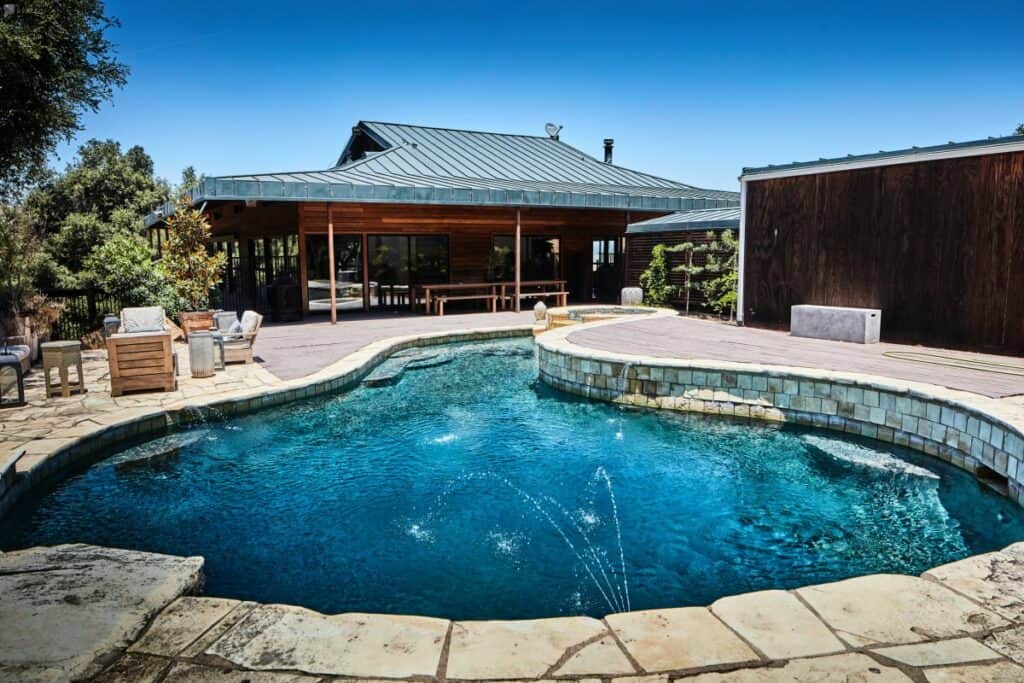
[3,542,1024,682]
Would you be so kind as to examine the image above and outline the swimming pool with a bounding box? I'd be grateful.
[3,338,1022,619]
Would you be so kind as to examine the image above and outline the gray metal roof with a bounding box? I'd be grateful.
[146,121,738,226]
[627,207,740,234]
[334,121,697,188]
[741,134,1024,180]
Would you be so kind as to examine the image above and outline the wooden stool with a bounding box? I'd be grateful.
[42,341,86,398]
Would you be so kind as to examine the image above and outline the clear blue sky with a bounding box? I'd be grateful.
[57,0,1024,191]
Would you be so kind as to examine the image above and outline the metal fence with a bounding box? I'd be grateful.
[43,288,128,341]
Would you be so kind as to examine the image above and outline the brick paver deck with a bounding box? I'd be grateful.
[568,316,1024,398]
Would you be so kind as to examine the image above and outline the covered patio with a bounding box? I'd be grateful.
[147,121,738,322]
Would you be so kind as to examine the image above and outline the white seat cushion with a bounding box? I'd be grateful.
[239,311,261,335]
[121,307,166,333]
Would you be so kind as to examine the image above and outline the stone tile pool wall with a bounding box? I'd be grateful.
[536,341,1024,508]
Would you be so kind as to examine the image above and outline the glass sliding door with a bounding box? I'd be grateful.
[409,235,449,286]
[591,238,621,301]
[490,235,561,281]
[368,235,450,310]
[305,234,364,314]
[368,235,409,309]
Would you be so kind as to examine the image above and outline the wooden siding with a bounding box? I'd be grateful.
[626,230,727,309]
[207,201,665,313]
[742,150,1024,353]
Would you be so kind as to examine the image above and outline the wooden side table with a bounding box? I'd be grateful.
[42,340,86,398]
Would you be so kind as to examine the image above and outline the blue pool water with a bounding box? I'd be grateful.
[3,338,1023,619]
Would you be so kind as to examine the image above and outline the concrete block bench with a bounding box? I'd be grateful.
[791,305,881,344]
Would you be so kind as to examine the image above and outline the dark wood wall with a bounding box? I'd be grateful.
[742,150,1024,353]
[626,230,727,309]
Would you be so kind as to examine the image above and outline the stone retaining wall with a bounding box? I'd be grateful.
[536,338,1024,507]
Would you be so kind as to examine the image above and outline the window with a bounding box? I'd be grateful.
[368,234,450,309]
[490,235,560,281]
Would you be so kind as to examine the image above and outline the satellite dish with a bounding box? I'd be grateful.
[544,122,562,139]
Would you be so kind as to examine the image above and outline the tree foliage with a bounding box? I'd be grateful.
[1016,123,1024,136]
[160,196,226,311]
[25,139,170,287]
[639,244,674,307]
[0,0,128,195]
[0,204,44,318]
[83,233,179,311]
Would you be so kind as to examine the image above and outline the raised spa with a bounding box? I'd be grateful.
[3,338,1023,620]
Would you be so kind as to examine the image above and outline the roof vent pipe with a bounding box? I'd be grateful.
[603,138,614,164]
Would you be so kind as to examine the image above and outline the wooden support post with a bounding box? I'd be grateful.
[361,232,370,311]
[514,208,522,313]
[297,205,309,315]
[327,203,337,324]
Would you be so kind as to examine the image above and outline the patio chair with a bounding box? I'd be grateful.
[213,311,239,332]
[222,310,263,364]
[107,306,177,396]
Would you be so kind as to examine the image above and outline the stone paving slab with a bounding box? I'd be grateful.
[923,660,1024,682]
[128,596,239,657]
[684,653,912,681]
[871,637,1001,667]
[603,607,760,673]
[445,617,607,679]
[0,544,203,683]
[710,589,846,659]
[90,653,169,683]
[983,624,1024,665]
[551,635,638,676]
[205,604,449,678]
[163,663,321,683]
[924,543,1024,622]
[795,574,1007,647]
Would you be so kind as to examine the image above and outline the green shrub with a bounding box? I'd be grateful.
[83,233,179,312]
[639,244,674,307]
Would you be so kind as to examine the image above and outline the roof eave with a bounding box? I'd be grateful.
[740,135,1024,182]
[144,178,731,227]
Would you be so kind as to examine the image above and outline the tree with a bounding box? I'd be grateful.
[666,239,711,315]
[699,229,740,320]
[24,139,170,287]
[0,204,43,319]
[160,196,226,311]
[27,139,169,235]
[0,0,128,196]
[1016,123,1024,136]
[639,244,674,307]
[83,233,179,311]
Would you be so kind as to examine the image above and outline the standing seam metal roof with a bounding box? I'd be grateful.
[626,207,740,234]
[145,121,739,226]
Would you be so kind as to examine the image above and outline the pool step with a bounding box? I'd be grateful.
[362,364,407,387]
[363,352,451,387]
[405,354,451,371]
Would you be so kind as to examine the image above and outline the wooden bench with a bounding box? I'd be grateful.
[512,290,569,307]
[107,332,177,397]
[435,293,498,317]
